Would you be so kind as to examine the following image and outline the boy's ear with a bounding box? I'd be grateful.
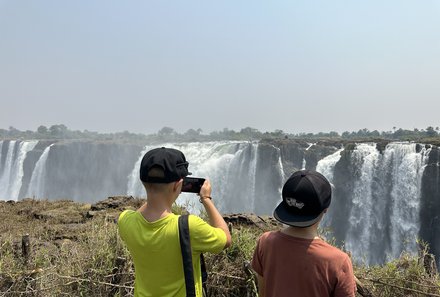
[174,179,183,192]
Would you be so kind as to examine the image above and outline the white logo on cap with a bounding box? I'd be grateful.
[285,197,304,209]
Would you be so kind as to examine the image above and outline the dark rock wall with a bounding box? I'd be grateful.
[420,146,440,267]
[326,148,356,246]
[42,141,142,202]
[254,143,284,215]
[0,140,11,168]
[2,138,440,267]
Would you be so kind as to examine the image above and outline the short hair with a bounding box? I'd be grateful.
[142,166,171,192]
[147,166,165,179]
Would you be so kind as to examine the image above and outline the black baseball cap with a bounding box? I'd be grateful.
[273,170,331,227]
[139,147,191,183]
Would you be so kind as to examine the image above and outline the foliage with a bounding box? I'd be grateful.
[0,199,439,296]
[2,124,440,144]
[355,249,440,297]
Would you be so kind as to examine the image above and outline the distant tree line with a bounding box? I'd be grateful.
[1,124,439,143]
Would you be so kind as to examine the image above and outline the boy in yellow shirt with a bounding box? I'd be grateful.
[118,147,231,297]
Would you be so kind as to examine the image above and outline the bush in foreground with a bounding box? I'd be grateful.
[0,198,439,296]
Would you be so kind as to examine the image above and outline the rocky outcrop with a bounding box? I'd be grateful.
[223,213,281,231]
[420,146,440,266]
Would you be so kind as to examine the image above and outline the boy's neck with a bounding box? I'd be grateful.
[138,194,175,222]
[281,225,319,240]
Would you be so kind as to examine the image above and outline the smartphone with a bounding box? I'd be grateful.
[181,177,206,193]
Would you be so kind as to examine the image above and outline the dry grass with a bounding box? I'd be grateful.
[0,198,439,296]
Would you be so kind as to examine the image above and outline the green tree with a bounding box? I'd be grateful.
[49,124,68,138]
[240,127,260,139]
[158,126,175,136]
[8,126,21,137]
[37,125,48,135]
[184,128,201,138]
[426,126,437,137]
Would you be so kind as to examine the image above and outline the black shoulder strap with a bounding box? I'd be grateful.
[178,214,196,297]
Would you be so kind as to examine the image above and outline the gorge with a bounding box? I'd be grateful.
[0,138,439,268]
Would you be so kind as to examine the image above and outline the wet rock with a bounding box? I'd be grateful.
[223,213,281,230]
[91,196,140,211]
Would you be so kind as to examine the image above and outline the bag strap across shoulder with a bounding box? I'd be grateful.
[179,214,196,297]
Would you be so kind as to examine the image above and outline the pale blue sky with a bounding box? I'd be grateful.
[1,1,439,134]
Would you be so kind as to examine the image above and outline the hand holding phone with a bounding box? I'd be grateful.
[181,177,206,193]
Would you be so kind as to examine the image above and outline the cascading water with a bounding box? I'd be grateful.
[0,140,38,200]
[127,145,157,197]
[126,141,264,213]
[316,148,343,229]
[26,144,54,198]
[0,140,17,198]
[0,141,3,176]
[316,148,343,183]
[385,143,431,260]
[0,138,438,267]
[344,143,381,263]
[302,143,316,170]
[319,142,432,265]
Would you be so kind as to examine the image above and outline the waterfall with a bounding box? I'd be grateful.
[385,143,431,260]
[302,143,316,170]
[276,146,286,182]
[344,143,381,263]
[27,144,53,198]
[319,142,432,265]
[271,144,287,208]
[0,141,3,176]
[0,138,437,266]
[0,141,17,199]
[0,140,38,200]
[126,141,260,213]
[316,148,343,230]
[0,140,3,165]
[316,148,343,183]
[126,145,157,197]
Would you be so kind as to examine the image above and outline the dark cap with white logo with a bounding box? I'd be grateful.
[273,170,331,227]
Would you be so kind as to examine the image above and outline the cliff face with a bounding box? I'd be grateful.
[420,147,440,266]
[271,140,440,267]
[1,138,440,268]
[42,141,143,202]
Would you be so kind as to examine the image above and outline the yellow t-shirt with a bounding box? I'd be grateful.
[118,210,227,297]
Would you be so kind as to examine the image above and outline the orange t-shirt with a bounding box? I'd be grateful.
[251,231,356,297]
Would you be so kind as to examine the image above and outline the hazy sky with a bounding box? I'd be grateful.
[1,1,439,135]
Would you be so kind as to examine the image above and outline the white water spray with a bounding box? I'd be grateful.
[27,144,54,198]
[385,143,431,260]
[301,143,316,170]
[0,141,38,200]
[344,143,380,261]
[316,148,343,183]
[126,141,258,213]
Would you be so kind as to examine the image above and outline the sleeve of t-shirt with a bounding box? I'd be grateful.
[117,209,133,242]
[250,234,264,276]
[188,215,227,254]
[334,255,357,297]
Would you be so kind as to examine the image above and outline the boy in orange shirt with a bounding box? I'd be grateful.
[251,170,356,297]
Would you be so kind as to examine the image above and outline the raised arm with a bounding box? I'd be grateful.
[199,179,232,248]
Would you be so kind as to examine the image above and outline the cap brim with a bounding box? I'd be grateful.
[273,201,322,228]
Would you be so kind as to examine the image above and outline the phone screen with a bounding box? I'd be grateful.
[181,177,205,193]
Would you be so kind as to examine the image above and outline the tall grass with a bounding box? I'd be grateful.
[0,198,439,296]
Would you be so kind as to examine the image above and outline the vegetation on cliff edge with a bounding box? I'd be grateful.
[0,197,439,297]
